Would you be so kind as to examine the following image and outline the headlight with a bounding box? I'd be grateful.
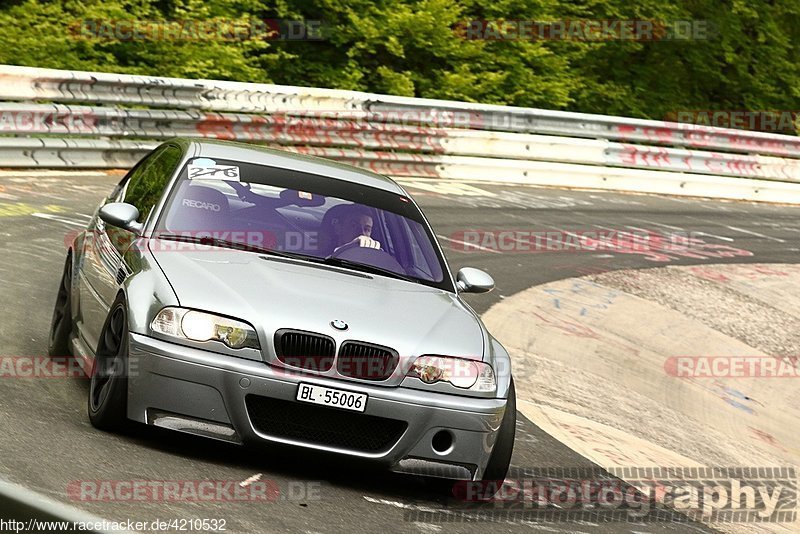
[151,307,260,350]
[408,355,496,392]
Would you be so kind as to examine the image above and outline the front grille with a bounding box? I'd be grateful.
[337,341,399,381]
[274,329,335,372]
[245,395,408,452]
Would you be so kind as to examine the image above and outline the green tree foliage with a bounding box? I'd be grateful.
[0,0,271,80]
[0,0,798,125]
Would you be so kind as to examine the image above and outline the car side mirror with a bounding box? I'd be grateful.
[456,267,495,293]
[98,202,143,234]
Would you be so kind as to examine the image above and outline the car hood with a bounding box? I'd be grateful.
[150,246,486,361]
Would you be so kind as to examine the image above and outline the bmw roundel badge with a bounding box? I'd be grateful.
[331,319,348,331]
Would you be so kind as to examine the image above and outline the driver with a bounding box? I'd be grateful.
[332,207,381,254]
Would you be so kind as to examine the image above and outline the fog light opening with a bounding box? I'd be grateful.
[432,430,454,455]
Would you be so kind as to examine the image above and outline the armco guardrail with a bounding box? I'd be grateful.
[1,65,800,202]
[0,478,132,533]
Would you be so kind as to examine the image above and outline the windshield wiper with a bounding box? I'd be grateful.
[322,257,420,284]
[156,234,297,259]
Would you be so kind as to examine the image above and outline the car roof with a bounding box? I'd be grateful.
[172,138,407,195]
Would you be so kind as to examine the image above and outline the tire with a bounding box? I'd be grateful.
[428,378,517,500]
[47,254,74,357]
[480,377,516,491]
[88,296,129,431]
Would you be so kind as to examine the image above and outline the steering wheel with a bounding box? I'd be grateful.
[330,245,407,274]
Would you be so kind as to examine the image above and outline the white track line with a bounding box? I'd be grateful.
[436,234,501,254]
[629,218,684,232]
[692,231,734,242]
[724,224,786,243]
[684,216,786,243]
[627,219,734,242]
[31,213,86,227]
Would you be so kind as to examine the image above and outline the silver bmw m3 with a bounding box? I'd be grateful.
[48,138,516,493]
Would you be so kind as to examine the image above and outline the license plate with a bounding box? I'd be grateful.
[296,383,367,412]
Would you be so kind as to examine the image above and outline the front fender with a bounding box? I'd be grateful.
[122,239,179,336]
[66,230,86,324]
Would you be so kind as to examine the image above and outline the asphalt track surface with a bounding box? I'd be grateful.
[2,172,800,533]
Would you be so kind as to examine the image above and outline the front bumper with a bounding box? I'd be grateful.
[127,333,507,480]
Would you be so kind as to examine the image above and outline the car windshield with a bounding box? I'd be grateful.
[153,157,450,290]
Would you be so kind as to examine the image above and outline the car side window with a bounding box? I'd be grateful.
[108,155,148,203]
[123,145,183,223]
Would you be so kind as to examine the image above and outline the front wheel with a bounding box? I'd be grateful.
[480,377,516,492]
[88,296,129,431]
